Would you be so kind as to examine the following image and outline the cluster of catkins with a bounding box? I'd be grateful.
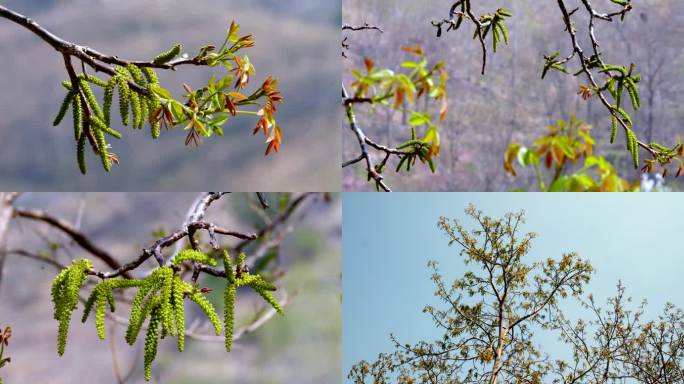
[50,249,283,381]
[52,46,180,174]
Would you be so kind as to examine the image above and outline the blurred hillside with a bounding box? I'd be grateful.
[0,193,341,383]
[0,0,341,190]
[343,0,684,191]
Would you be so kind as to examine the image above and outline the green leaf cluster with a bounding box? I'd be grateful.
[504,116,636,192]
[350,47,448,189]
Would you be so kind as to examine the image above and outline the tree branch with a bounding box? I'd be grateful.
[0,5,208,96]
[13,207,128,275]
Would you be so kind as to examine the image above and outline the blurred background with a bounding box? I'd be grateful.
[0,0,341,191]
[343,0,684,191]
[0,192,340,383]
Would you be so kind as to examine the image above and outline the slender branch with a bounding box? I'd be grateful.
[342,22,383,58]
[0,5,209,96]
[13,207,127,275]
[342,23,383,33]
[554,0,656,158]
[342,83,392,192]
[235,192,316,252]
[5,249,66,270]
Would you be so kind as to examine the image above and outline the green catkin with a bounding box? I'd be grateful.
[128,296,160,345]
[103,78,116,127]
[252,286,284,315]
[616,80,624,108]
[82,278,143,328]
[84,74,108,87]
[126,64,146,85]
[224,283,236,352]
[615,106,633,126]
[127,280,154,343]
[94,289,107,339]
[249,276,277,292]
[143,309,161,382]
[72,97,83,141]
[81,288,98,323]
[610,116,618,144]
[223,250,235,284]
[631,133,639,169]
[158,267,174,336]
[53,91,74,126]
[76,134,87,174]
[148,93,161,138]
[93,127,111,172]
[90,115,122,139]
[172,249,218,266]
[172,275,186,352]
[126,275,161,344]
[51,259,93,356]
[153,44,182,64]
[187,289,221,335]
[150,115,161,138]
[61,81,72,91]
[79,79,103,119]
[236,272,283,314]
[116,75,130,126]
[140,95,150,127]
[626,78,640,109]
[106,287,116,312]
[129,91,143,129]
[142,67,158,84]
[51,269,69,320]
[499,23,509,45]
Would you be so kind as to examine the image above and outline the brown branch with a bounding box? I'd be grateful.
[342,83,392,192]
[0,5,211,96]
[342,22,383,59]
[554,0,656,158]
[342,23,383,33]
[13,207,127,275]
[235,192,316,253]
[5,249,66,270]
[431,0,489,75]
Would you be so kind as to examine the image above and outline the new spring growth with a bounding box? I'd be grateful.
[348,46,448,190]
[432,1,511,74]
[51,21,283,175]
[82,278,143,339]
[223,250,284,352]
[50,247,284,382]
[540,2,682,175]
[50,258,93,356]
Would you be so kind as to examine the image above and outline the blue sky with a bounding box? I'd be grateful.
[342,193,683,382]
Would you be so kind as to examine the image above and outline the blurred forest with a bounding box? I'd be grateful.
[0,193,340,383]
[343,0,684,191]
[0,0,341,191]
